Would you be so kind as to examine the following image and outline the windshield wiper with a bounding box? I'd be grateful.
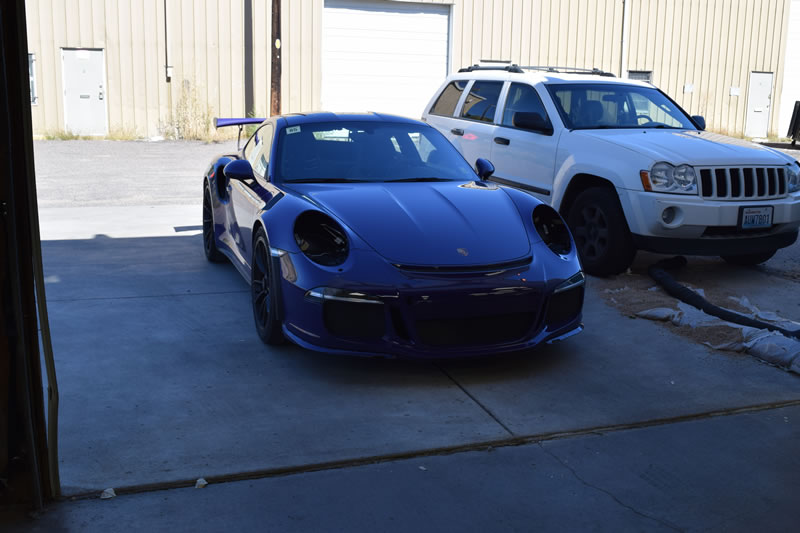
[385,177,453,182]
[286,178,368,183]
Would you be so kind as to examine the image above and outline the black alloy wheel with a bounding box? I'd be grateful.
[567,186,636,276]
[251,228,284,345]
[203,186,225,262]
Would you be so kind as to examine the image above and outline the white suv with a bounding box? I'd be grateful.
[422,64,800,275]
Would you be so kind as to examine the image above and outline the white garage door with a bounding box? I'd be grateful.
[322,0,450,119]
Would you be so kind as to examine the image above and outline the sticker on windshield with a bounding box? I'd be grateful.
[286,126,301,135]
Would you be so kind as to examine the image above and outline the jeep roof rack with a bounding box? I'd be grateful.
[519,66,616,77]
[458,62,524,73]
[457,63,616,77]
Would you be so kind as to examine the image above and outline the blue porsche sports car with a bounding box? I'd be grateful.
[203,112,584,358]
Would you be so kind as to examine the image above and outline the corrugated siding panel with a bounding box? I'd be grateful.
[280,0,323,114]
[26,0,247,136]
[253,0,271,117]
[24,0,793,137]
[446,0,621,73]
[627,0,789,136]
[778,0,800,135]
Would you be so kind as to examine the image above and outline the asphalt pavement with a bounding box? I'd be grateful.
[3,139,799,532]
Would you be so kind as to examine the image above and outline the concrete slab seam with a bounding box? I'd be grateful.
[47,289,249,303]
[434,362,515,437]
[58,398,800,503]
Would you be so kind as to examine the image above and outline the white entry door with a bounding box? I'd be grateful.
[745,72,773,138]
[62,48,107,135]
[322,0,450,119]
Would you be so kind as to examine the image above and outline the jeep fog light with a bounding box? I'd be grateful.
[660,206,683,227]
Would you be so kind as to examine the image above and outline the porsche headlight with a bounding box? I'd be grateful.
[532,204,571,256]
[293,211,349,266]
[641,162,698,194]
[788,162,800,193]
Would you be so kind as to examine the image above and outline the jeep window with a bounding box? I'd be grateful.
[502,83,550,128]
[460,81,503,123]
[430,81,468,117]
[546,83,695,130]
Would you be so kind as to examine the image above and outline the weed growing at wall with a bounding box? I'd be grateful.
[163,80,214,140]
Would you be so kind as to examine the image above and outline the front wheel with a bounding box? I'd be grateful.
[567,186,636,276]
[251,228,284,345]
[721,250,777,266]
[203,185,225,263]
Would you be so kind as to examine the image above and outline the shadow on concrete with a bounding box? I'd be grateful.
[41,232,800,498]
[41,233,548,496]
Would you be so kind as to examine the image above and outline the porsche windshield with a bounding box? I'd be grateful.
[546,83,696,130]
[276,121,478,183]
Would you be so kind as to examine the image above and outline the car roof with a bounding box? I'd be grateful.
[447,68,655,88]
[281,111,427,127]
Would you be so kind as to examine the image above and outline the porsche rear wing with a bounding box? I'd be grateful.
[214,117,266,151]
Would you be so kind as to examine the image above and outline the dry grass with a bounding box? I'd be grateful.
[105,127,141,141]
[163,80,211,140]
[41,130,94,140]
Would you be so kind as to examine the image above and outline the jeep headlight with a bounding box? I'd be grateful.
[640,162,698,194]
[788,162,800,193]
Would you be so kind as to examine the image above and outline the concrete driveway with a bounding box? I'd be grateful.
[18,140,800,529]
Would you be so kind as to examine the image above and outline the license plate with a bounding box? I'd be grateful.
[739,206,773,229]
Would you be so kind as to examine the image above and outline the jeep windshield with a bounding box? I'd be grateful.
[276,121,478,184]
[546,83,697,131]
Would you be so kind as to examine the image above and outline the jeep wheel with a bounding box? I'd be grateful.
[721,250,776,266]
[567,187,636,276]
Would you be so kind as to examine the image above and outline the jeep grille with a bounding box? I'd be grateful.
[698,166,787,200]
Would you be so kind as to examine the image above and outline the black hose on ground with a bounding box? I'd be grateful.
[647,256,800,340]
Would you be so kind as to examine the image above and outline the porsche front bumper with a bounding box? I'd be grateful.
[273,248,584,359]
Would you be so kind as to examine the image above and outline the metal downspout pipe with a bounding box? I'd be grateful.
[620,0,631,78]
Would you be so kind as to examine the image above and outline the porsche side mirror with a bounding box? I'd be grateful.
[513,111,554,135]
[692,115,706,131]
[224,159,254,181]
[475,158,495,180]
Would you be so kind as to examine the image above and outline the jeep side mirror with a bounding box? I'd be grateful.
[692,115,706,131]
[475,158,495,180]
[513,112,554,135]
[224,159,254,181]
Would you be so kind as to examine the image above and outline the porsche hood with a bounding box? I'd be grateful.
[288,181,532,266]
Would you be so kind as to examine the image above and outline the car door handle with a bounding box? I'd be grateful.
[451,128,464,136]
[494,137,510,145]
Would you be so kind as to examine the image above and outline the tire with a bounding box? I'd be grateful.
[251,228,284,345]
[203,185,226,263]
[567,186,636,276]
[721,250,777,266]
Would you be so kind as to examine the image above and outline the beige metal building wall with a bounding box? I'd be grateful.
[273,0,624,112]
[275,0,625,116]
[626,0,791,137]
[449,0,623,76]
[26,0,246,137]
[25,0,794,137]
[280,0,790,137]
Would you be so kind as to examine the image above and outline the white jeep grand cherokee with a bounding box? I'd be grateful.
[422,65,800,275]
